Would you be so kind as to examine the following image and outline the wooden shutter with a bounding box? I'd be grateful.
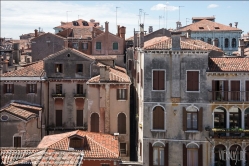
[129,60,132,70]
[164,143,168,166]
[198,144,203,166]
[183,144,187,166]
[192,71,199,91]
[187,71,192,91]
[153,107,164,130]
[91,113,99,132]
[12,84,14,94]
[149,143,153,166]
[212,80,216,100]
[116,89,119,100]
[153,71,159,90]
[198,107,203,132]
[224,80,228,101]
[26,84,30,93]
[56,110,62,127]
[118,113,126,134]
[246,81,249,101]
[14,137,21,147]
[34,84,37,93]
[182,107,187,131]
[77,110,83,126]
[158,71,165,90]
[231,81,240,100]
[3,84,7,94]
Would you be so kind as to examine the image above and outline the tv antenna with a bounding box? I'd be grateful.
[116,7,120,29]
[178,6,184,22]
[66,11,72,23]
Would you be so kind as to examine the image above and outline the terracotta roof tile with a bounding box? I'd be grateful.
[54,19,100,29]
[208,57,249,72]
[1,60,44,77]
[144,36,169,48]
[178,19,242,32]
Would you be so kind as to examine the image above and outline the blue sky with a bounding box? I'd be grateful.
[1,1,249,39]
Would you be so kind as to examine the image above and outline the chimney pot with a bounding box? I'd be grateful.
[105,22,109,33]
[229,23,232,27]
[34,29,38,37]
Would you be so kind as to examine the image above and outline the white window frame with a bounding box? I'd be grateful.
[185,105,199,132]
[1,114,9,121]
[186,70,200,93]
[151,105,166,132]
[120,142,127,155]
[151,69,166,92]
[117,88,127,101]
[113,42,118,50]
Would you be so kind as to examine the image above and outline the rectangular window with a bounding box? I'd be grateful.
[55,64,63,73]
[153,70,165,90]
[187,71,199,91]
[56,84,62,94]
[27,84,37,93]
[14,136,21,147]
[73,43,78,50]
[4,84,14,93]
[82,43,88,50]
[187,112,198,130]
[77,110,83,126]
[76,64,83,73]
[212,80,228,101]
[231,80,240,101]
[120,143,127,154]
[56,110,62,127]
[113,42,118,50]
[77,84,84,94]
[117,89,127,100]
[96,42,101,50]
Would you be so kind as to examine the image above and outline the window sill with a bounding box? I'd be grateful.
[151,129,166,132]
[185,130,200,133]
[27,93,36,95]
[117,99,127,101]
[186,91,200,93]
[152,90,166,92]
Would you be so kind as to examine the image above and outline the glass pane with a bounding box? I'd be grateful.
[159,148,164,165]
[153,148,158,165]
[192,113,197,129]
[187,113,191,129]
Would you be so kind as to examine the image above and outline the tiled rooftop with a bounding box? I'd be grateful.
[37,130,119,159]
[55,19,100,29]
[178,19,242,31]
[1,60,44,77]
[208,57,249,72]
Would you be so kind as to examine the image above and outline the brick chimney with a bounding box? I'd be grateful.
[140,24,144,48]
[229,23,232,27]
[120,26,126,39]
[117,25,120,37]
[34,29,38,37]
[171,32,181,50]
[105,21,109,33]
[238,38,245,56]
[100,66,110,81]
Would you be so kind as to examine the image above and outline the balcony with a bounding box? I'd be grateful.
[51,93,65,99]
[208,90,249,102]
[73,93,86,99]
[209,128,249,139]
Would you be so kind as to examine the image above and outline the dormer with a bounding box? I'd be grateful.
[73,21,79,26]
[68,135,86,150]
[82,21,89,26]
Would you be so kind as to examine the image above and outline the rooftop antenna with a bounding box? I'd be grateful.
[38,27,41,33]
[139,9,143,24]
[178,6,184,22]
[116,7,120,30]
[66,11,72,23]
[186,18,190,26]
[143,12,149,25]
[159,15,163,29]
[165,3,168,29]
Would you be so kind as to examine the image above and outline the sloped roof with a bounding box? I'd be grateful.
[0,102,41,121]
[232,47,249,56]
[144,36,169,48]
[178,19,242,32]
[208,57,249,72]
[144,37,222,51]
[54,19,100,29]
[31,32,65,41]
[1,61,44,77]
[37,130,119,159]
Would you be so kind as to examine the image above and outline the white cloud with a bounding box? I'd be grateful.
[150,4,179,11]
[207,4,219,8]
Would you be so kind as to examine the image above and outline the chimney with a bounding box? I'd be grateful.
[117,25,120,37]
[34,29,38,37]
[99,66,110,81]
[105,21,109,33]
[187,29,191,38]
[238,38,245,56]
[176,21,182,30]
[229,23,232,27]
[120,26,126,39]
[134,29,138,47]
[13,43,20,64]
[234,22,238,28]
[140,24,144,48]
[171,32,181,50]
[149,26,153,33]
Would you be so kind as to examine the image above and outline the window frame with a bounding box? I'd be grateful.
[55,64,63,73]
[118,112,126,134]
[152,69,166,91]
[120,143,127,155]
[152,142,165,166]
[113,42,118,50]
[73,43,79,50]
[151,105,166,132]
[76,64,83,73]
[27,83,37,94]
[55,84,62,94]
[76,84,84,94]
[187,111,198,130]
[76,110,83,127]
[4,83,14,94]
[117,89,127,100]
[186,70,200,93]
[230,79,241,101]
[246,80,249,101]
[96,42,101,50]
[82,43,88,50]
[13,136,22,147]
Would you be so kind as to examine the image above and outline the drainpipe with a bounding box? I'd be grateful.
[47,80,50,135]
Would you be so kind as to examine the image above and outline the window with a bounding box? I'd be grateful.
[214,145,226,166]
[1,115,9,121]
[153,70,165,90]
[73,43,78,50]
[153,142,164,166]
[117,89,127,100]
[225,38,229,48]
[14,136,21,147]
[199,27,204,29]
[186,71,199,91]
[232,38,236,48]
[246,81,249,101]
[200,38,204,41]
[153,106,164,130]
[214,38,219,47]
[230,145,242,166]
[69,137,83,149]
[76,64,83,73]
[141,69,143,88]
[77,110,83,126]
[207,38,212,44]
[213,107,226,129]
[113,42,118,50]
[229,107,241,128]
[56,110,62,127]
[120,143,127,155]
[187,112,198,130]
[185,144,200,166]
[101,164,110,166]
[82,43,88,50]
[183,106,203,131]
[4,84,14,93]
[96,42,101,50]
[91,113,99,132]
[231,80,240,101]
[56,84,62,94]
[244,108,249,130]
[212,80,228,101]
[26,84,37,93]
[55,64,63,73]
[118,113,126,134]
[77,84,84,94]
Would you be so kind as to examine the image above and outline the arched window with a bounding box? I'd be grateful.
[230,145,241,166]
[214,144,226,165]
[185,143,200,166]
[232,38,236,48]
[225,38,229,48]
[153,106,164,130]
[207,38,212,44]
[91,113,99,132]
[213,107,226,129]
[118,113,126,134]
[229,107,241,129]
[153,142,164,166]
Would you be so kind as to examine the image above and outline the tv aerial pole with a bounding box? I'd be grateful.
[178,6,184,22]
[116,7,120,29]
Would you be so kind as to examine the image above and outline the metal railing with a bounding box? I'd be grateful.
[209,128,249,139]
[208,90,249,102]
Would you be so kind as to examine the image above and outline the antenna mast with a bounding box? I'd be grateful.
[116,7,120,29]
[178,6,184,22]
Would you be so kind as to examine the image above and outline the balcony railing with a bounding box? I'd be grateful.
[51,93,65,98]
[209,128,249,139]
[73,93,86,98]
[208,90,249,102]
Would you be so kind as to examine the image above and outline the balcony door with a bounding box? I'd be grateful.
[212,80,228,101]
[231,81,240,101]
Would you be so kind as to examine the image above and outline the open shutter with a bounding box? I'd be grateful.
[3,84,7,94]
[182,107,187,131]
[198,107,203,132]
[198,144,203,166]
[125,89,128,100]
[224,80,228,101]
[187,71,192,91]
[149,143,153,166]
[137,72,139,83]
[183,144,187,166]
[12,84,14,94]
[164,143,168,166]
[246,81,249,101]
[159,71,165,90]
[116,89,119,100]
[212,80,216,100]
[192,71,199,91]
[26,84,29,94]
[153,71,158,90]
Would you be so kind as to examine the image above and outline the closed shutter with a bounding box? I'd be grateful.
[116,89,119,100]
[198,107,203,132]
[158,71,165,90]
[198,144,203,166]
[12,84,14,94]
[153,107,164,130]
[129,60,132,70]
[153,71,159,90]
[164,143,168,166]
[34,84,37,93]
[56,110,62,127]
[246,81,249,101]
[77,110,83,126]
[14,137,21,147]
[26,84,30,93]
[224,81,228,101]
[182,107,187,131]
[3,84,7,94]
[212,80,216,100]
[231,81,240,100]
[149,143,153,166]
[118,113,126,134]
[192,71,199,91]
[91,113,99,132]
[183,144,187,166]
[187,71,192,91]
[125,89,128,100]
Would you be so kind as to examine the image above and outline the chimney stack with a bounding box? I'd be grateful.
[105,21,109,33]
[238,38,245,56]
[34,29,38,37]
[140,24,144,48]
[134,29,138,48]
[120,26,126,39]
[171,32,181,50]
[117,25,120,37]
[229,23,232,27]
[149,26,153,33]
[234,22,238,28]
